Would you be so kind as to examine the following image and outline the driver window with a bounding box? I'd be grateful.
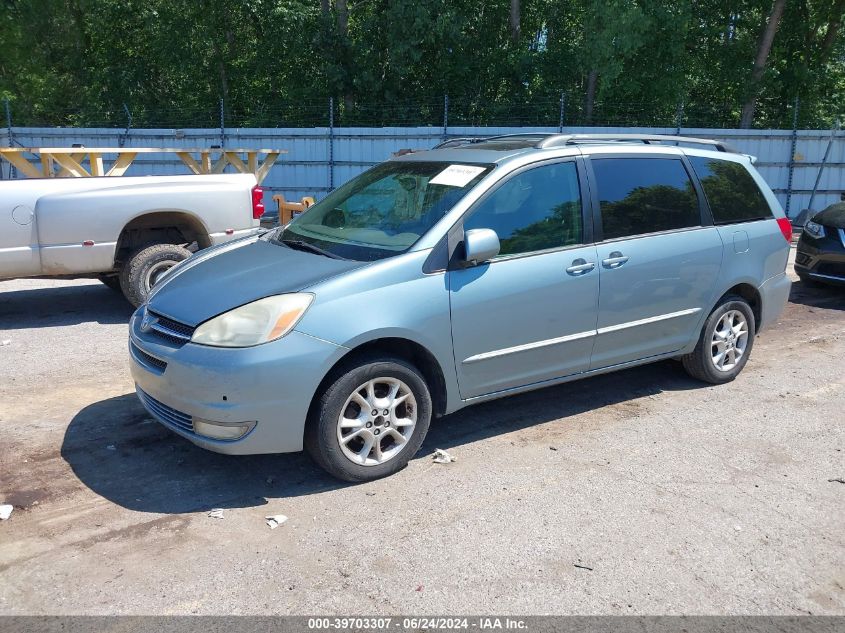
[463,161,583,256]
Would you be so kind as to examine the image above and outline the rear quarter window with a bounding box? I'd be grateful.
[689,156,773,224]
[591,157,700,240]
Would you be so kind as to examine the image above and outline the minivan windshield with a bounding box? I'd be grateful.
[271,161,493,261]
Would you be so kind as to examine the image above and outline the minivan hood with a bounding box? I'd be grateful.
[147,238,367,326]
[812,202,845,229]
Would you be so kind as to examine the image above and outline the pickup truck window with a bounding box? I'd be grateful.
[275,161,492,261]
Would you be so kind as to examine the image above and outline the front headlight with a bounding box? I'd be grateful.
[804,220,825,239]
[191,293,314,347]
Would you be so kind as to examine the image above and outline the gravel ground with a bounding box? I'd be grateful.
[0,254,843,615]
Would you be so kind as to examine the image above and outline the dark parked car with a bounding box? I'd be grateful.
[795,201,845,286]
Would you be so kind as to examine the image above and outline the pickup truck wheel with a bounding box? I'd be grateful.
[120,243,192,307]
[97,274,122,292]
[305,355,432,482]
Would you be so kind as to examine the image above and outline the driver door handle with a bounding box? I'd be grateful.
[566,259,596,275]
[602,251,629,269]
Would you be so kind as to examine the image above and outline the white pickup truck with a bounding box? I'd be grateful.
[0,173,264,306]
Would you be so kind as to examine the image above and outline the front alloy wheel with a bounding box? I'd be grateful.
[306,355,432,482]
[337,378,418,466]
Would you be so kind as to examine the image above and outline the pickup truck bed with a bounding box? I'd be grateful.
[1,173,262,305]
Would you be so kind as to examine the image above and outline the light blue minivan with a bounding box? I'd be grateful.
[129,134,793,481]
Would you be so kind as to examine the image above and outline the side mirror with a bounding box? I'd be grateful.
[464,228,500,265]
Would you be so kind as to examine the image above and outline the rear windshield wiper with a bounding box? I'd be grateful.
[281,238,346,260]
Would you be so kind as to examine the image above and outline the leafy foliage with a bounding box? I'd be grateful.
[0,0,842,128]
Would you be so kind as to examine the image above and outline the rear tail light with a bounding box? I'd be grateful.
[251,185,265,220]
[776,217,793,243]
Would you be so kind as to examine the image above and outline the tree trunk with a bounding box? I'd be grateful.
[585,69,598,123]
[335,0,348,37]
[739,0,786,129]
[818,0,845,63]
[218,60,229,106]
[334,0,352,110]
[510,0,520,42]
[68,0,90,85]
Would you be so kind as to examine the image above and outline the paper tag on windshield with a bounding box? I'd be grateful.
[429,164,486,187]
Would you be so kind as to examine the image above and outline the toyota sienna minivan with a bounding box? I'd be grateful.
[129,134,792,481]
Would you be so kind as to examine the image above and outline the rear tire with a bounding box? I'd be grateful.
[305,355,432,482]
[119,243,192,308]
[97,274,121,292]
[681,295,755,385]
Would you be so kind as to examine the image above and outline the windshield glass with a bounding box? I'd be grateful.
[273,161,493,261]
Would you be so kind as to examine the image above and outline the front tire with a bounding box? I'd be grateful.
[681,295,755,384]
[305,355,432,482]
[119,243,192,307]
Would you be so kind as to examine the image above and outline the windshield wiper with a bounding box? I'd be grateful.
[281,238,346,260]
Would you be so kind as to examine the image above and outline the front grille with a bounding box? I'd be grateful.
[148,310,196,346]
[130,340,167,374]
[137,388,194,434]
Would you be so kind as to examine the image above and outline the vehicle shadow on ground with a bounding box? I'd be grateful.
[0,281,133,329]
[62,359,703,514]
[788,278,845,311]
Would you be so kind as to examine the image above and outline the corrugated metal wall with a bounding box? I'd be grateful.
[3,126,843,218]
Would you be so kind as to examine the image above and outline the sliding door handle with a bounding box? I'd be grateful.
[602,251,629,268]
[566,259,596,275]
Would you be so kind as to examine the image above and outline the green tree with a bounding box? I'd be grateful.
[0,0,842,128]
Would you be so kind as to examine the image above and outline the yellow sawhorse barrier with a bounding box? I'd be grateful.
[0,147,286,184]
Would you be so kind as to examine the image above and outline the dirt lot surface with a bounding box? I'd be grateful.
[1,256,843,615]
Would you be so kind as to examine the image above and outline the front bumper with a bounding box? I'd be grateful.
[795,228,845,285]
[128,307,347,454]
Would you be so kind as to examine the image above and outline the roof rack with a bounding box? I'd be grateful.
[432,137,486,149]
[433,133,739,154]
[432,133,554,149]
[533,133,738,153]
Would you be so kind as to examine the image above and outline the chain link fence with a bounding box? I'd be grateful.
[2,93,842,131]
[2,93,843,219]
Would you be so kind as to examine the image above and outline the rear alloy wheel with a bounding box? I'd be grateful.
[120,243,192,308]
[709,309,750,372]
[682,295,756,384]
[306,356,432,482]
